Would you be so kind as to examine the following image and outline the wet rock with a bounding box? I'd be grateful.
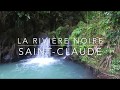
[64,55,73,60]
[97,72,120,79]
[3,54,12,63]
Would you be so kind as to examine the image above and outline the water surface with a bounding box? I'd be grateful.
[0,57,95,79]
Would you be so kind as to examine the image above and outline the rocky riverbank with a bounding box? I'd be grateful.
[64,55,120,79]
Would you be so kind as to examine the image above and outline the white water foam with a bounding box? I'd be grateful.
[23,58,58,67]
[22,37,59,67]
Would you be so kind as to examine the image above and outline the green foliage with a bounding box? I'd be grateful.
[55,26,70,47]
[110,11,120,29]
[80,55,97,66]
[56,26,65,38]
[48,31,56,38]
[101,48,114,56]
[106,30,120,46]
[69,11,120,76]
[109,56,120,74]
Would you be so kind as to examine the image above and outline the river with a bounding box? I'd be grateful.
[0,57,95,79]
[0,37,95,79]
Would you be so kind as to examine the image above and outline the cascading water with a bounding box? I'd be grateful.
[66,40,71,56]
[0,37,95,79]
[36,37,51,58]
[23,37,58,66]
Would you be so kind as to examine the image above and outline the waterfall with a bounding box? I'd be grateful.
[66,40,72,56]
[36,37,51,58]
[23,37,58,66]
[63,40,72,59]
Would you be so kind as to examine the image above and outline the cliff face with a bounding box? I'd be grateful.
[0,23,51,63]
[0,11,49,63]
[0,11,83,63]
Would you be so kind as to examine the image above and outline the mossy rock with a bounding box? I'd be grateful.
[48,31,56,38]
